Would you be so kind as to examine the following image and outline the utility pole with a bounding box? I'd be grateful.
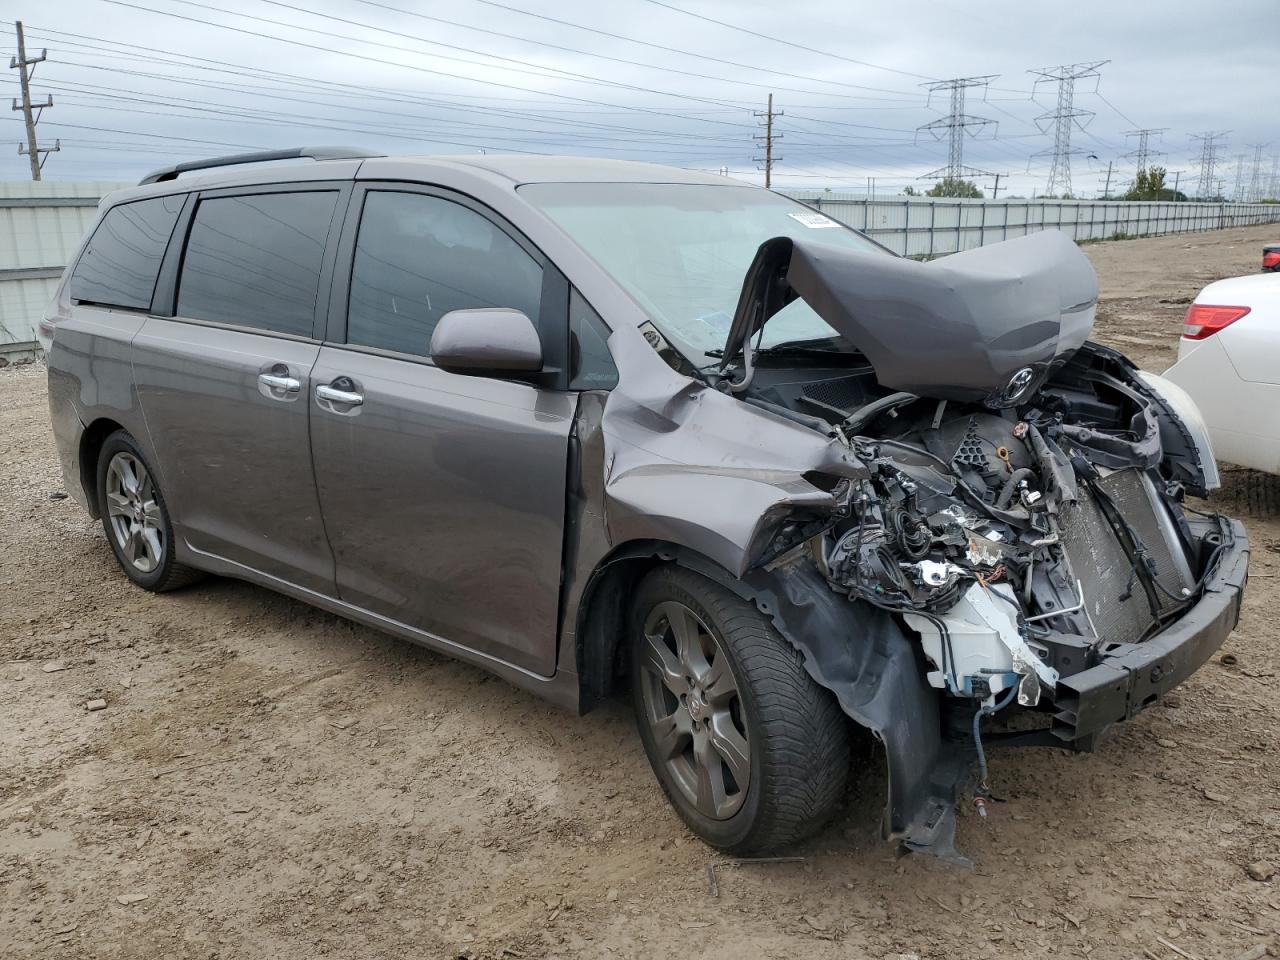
[1100,160,1114,199]
[991,172,1003,199]
[1190,131,1229,200]
[915,76,998,191]
[753,93,782,190]
[1028,60,1108,198]
[1170,169,1182,199]
[9,22,58,181]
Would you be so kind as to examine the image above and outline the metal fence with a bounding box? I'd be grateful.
[3,181,1280,354]
[0,180,128,356]
[782,192,1280,258]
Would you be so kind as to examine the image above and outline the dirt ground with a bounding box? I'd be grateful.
[3,223,1280,960]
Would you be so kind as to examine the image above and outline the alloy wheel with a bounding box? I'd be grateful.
[104,452,164,574]
[638,600,750,820]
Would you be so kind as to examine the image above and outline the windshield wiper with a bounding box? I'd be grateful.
[759,336,846,354]
[705,336,847,360]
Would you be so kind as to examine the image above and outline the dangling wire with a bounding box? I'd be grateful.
[972,684,1019,815]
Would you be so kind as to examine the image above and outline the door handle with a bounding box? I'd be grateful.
[258,372,301,393]
[316,383,364,406]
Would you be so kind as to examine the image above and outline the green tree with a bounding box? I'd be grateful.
[1122,166,1177,201]
[901,185,920,196]
[926,177,983,198]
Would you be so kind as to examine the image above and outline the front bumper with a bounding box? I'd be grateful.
[1050,519,1249,741]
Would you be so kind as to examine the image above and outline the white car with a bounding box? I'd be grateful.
[1162,272,1280,475]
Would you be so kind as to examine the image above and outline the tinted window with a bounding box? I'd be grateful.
[177,191,337,336]
[569,290,618,390]
[70,194,184,310]
[347,191,543,357]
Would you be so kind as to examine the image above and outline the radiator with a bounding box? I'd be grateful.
[1057,469,1192,645]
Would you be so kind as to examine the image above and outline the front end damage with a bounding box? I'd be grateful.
[736,353,1248,857]
[587,229,1248,861]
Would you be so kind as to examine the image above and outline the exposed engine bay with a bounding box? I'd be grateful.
[693,231,1241,859]
[737,345,1231,708]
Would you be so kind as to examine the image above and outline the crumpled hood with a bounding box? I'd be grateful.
[721,229,1099,406]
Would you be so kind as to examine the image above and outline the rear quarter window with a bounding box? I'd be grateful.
[69,194,185,310]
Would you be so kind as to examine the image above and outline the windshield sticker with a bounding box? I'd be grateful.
[788,211,841,229]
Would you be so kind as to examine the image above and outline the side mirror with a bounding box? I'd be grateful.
[429,308,543,375]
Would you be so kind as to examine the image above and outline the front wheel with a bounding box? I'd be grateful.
[630,566,850,854]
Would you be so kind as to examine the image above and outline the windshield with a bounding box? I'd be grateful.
[519,182,887,363]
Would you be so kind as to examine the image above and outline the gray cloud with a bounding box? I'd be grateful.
[4,0,1274,198]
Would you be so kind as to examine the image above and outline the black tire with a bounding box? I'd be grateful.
[1211,465,1280,519]
[630,565,850,854]
[96,430,202,592]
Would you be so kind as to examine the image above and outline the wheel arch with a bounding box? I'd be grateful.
[78,416,127,518]
[574,539,746,714]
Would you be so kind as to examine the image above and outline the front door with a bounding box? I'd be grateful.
[308,187,575,675]
[133,186,345,593]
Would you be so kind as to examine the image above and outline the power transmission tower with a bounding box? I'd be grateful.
[1246,143,1269,202]
[1232,154,1247,202]
[9,21,58,181]
[1190,131,1229,200]
[753,94,782,190]
[1028,60,1108,198]
[915,76,998,190]
[1123,127,1166,187]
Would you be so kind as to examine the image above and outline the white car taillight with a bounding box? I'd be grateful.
[1182,303,1250,340]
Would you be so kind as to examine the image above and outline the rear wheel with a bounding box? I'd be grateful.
[630,566,850,854]
[96,431,201,592]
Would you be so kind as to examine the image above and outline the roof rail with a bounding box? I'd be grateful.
[138,146,384,186]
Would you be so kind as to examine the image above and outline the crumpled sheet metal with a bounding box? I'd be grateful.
[724,229,1098,404]
[574,304,971,859]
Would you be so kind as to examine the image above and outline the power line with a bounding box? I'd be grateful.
[44,75,754,147]
[637,0,937,82]
[328,0,926,103]
[446,0,927,100]
[1028,60,1108,197]
[92,0,765,129]
[160,0,756,115]
[29,33,765,143]
[9,21,59,179]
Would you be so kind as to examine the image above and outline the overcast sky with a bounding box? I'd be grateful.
[3,0,1275,198]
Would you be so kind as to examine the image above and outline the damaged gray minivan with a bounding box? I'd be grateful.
[44,148,1249,858]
